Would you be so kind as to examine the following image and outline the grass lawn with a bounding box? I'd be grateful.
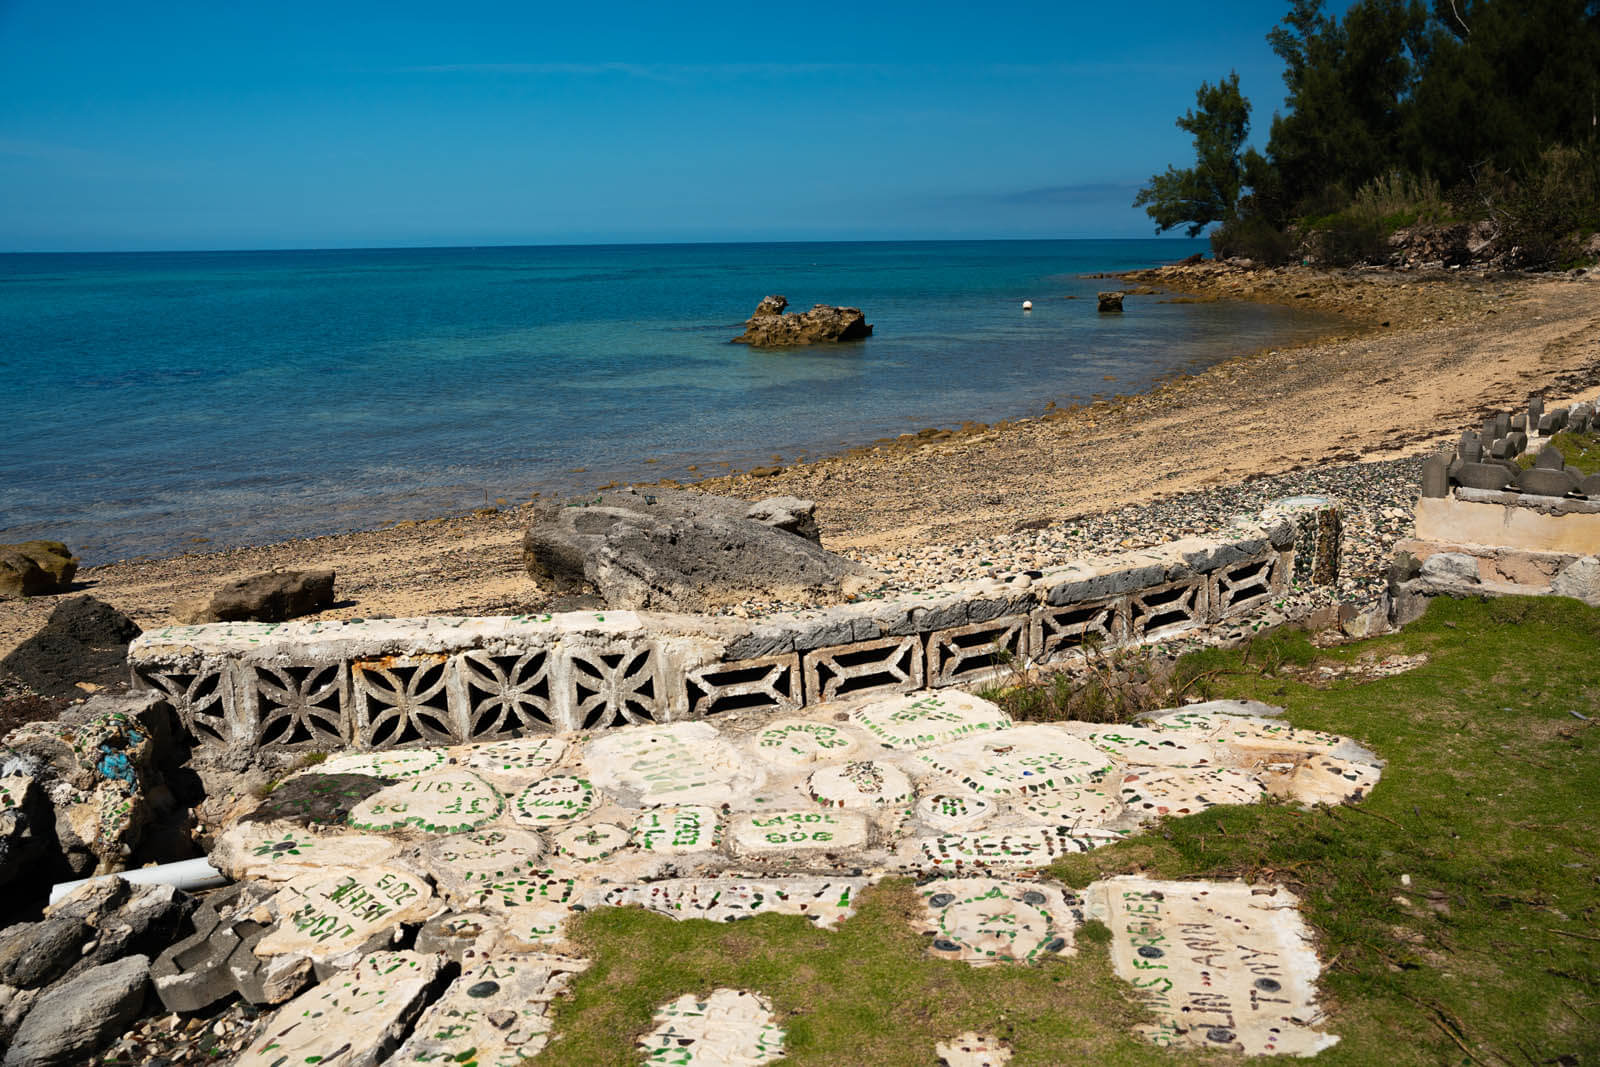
[1517,429,1600,474]
[542,596,1600,1065]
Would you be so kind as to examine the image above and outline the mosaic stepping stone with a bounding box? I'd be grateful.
[853,690,1012,750]
[1203,716,1344,756]
[553,822,631,863]
[313,748,447,779]
[916,791,995,832]
[586,721,763,806]
[936,1031,1013,1067]
[239,772,390,827]
[918,725,1114,797]
[916,878,1080,965]
[1076,726,1218,768]
[638,988,785,1066]
[807,760,913,808]
[634,806,720,854]
[211,820,401,882]
[1261,754,1382,805]
[751,718,861,765]
[1119,767,1266,818]
[464,735,568,776]
[730,808,869,854]
[254,865,437,962]
[392,954,590,1065]
[512,774,598,826]
[421,828,550,900]
[451,868,583,947]
[237,951,444,1067]
[1088,876,1340,1056]
[1012,784,1124,829]
[585,877,869,927]
[919,826,1110,869]
[348,769,505,833]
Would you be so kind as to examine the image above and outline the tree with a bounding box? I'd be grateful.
[1133,72,1253,235]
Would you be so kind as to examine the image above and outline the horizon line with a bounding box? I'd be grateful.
[0,234,1201,257]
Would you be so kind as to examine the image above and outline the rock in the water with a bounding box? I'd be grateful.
[1097,291,1125,312]
[172,568,334,624]
[523,488,876,611]
[1,953,150,1067]
[0,542,78,598]
[0,596,142,699]
[732,295,872,346]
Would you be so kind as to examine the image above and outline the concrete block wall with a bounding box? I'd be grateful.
[128,498,1340,753]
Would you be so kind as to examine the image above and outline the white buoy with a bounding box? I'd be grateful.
[1022,300,1033,311]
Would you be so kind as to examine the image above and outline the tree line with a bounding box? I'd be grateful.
[1136,0,1600,268]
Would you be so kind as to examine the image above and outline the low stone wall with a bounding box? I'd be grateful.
[128,499,1342,753]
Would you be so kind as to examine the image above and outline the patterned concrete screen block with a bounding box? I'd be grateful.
[236,950,444,1067]
[751,718,862,766]
[347,770,506,833]
[133,664,237,746]
[683,653,802,718]
[936,1032,1013,1067]
[926,614,1029,687]
[730,809,869,854]
[255,867,437,962]
[566,645,663,729]
[808,760,913,808]
[916,878,1080,965]
[1029,597,1125,665]
[585,721,762,806]
[352,654,459,748]
[453,648,556,737]
[917,724,1113,796]
[584,877,870,927]
[1089,876,1340,1056]
[1211,553,1282,619]
[803,633,925,703]
[638,988,785,1066]
[392,954,589,1065]
[852,690,1013,750]
[249,662,350,748]
[1127,578,1207,641]
[919,826,1110,869]
[512,775,599,826]
[1119,767,1266,819]
[634,806,720,854]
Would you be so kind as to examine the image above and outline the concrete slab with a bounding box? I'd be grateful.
[730,809,869,855]
[936,1031,1013,1067]
[915,792,995,831]
[637,988,786,1066]
[1088,876,1339,1056]
[918,826,1110,869]
[1119,768,1267,819]
[212,821,400,882]
[552,822,632,863]
[420,828,550,901]
[634,806,721,854]
[917,725,1114,797]
[749,718,861,765]
[254,866,436,962]
[807,760,913,808]
[586,721,763,806]
[852,691,1012,750]
[312,748,448,779]
[1011,784,1123,829]
[511,774,599,826]
[391,954,589,1065]
[583,877,870,927]
[347,770,505,834]
[915,878,1080,965]
[463,735,568,777]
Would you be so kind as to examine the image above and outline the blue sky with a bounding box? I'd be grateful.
[0,1,1303,251]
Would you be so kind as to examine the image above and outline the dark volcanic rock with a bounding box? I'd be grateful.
[732,295,872,346]
[0,596,142,699]
[172,568,335,624]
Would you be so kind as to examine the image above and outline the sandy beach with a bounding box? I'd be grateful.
[4,262,1597,658]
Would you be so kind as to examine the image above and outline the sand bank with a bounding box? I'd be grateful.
[3,263,1597,658]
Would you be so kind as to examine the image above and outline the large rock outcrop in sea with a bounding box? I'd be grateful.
[523,487,879,611]
[731,295,873,346]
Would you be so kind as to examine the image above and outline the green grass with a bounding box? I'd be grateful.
[541,597,1600,1065]
[1517,429,1600,475]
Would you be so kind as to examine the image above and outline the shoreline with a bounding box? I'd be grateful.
[3,262,1598,657]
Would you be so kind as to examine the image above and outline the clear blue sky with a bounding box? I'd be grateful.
[0,0,1304,251]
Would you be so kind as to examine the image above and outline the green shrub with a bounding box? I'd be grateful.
[1209,215,1296,265]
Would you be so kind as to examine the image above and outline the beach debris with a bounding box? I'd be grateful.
[171,568,335,624]
[732,293,872,346]
[1022,300,1032,310]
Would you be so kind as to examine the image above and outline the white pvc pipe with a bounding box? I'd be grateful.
[49,857,227,905]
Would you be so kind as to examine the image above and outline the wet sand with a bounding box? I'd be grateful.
[4,263,1598,658]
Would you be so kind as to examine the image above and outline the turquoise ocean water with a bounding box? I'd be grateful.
[0,239,1337,564]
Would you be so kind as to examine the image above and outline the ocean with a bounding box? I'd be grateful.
[0,239,1338,564]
